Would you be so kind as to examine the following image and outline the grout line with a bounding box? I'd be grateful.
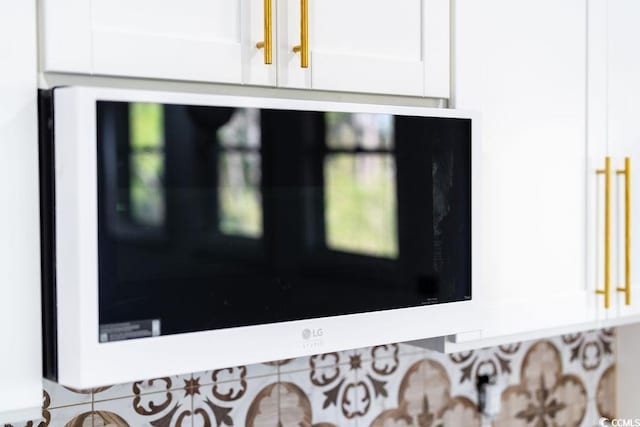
[195,376,280,388]
[353,365,359,427]
[92,386,189,403]
[190,376,195,427]
[89,369,283,404]
[276,363,281,426]
[277,367,312,376]
[92,391,179,405]
[279,365,345,375]
[47,401,93,411]
[194,371,280,386]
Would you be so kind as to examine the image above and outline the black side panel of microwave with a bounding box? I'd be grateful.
[95,102,471,342]
[39,90,472,381]
[39,89,58,380]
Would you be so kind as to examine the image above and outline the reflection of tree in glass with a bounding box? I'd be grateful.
[218,153,262,237]
[325,155,397,258]
[326,112,393,150]
[216,109,263,238]
[217,108,261,149]
[129,103,165,226]
[324,112,397,258]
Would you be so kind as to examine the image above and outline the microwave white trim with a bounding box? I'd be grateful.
[52,86,481,388]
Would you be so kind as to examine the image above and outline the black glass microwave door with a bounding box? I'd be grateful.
[96,101,471,342]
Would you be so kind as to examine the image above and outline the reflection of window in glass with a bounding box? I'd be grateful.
[326,112,394,150]
[324,112,398,258]
[129,103,165,226]
[217,109,262,238]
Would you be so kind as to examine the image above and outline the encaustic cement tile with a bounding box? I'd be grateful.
[92,387,193,427]
[557,328,616,401]
[191,368,278,427]
[595,363,615,420]
[368,355,481,427]
[47,405,93,427]
[445,340,527,402]
[495,340,588,427]
[194,362,278,387]
[279,355,358,427]
[43,379,92,409]
[92,373,193,403]
[354,349,427,427]
[278,348,357,376]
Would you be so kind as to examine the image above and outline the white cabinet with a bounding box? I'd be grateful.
[444,0,640,347]
[0,0,44,424]
[596,0,640,320]
[91,0,244,83]
[586,0,616,324]
[453,0,594,340]
[40,0,450,98]
[41,0,262,85]
[277,0,449,97]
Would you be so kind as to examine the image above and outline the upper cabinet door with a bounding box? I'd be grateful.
[454,0,592,339]
[278,0,450,97]
[606,0,640,319]
[41,0,449,96]
[243,0,277,86]
[91,0,243,83]
[40,0,93,73]
[42,0,249,84]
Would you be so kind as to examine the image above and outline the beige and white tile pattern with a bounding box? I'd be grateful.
[279,353,358,426]
[5,328,616,427]
[93,387,193,426]
[91,373,193,403]
[192,367,277,427]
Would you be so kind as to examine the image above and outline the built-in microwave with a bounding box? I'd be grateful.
[40,87,480,387]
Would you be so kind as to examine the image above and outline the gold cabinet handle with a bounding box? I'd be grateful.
[256,0,273,64]
[596,157,612,309]
[292,0,309,68]
[617,157,631,305]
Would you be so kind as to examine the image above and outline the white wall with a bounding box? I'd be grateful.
[0,0,43,421]
[617,324,640,417]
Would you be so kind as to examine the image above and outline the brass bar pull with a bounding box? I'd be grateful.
[256,0,273,64]
[292,0,309,68]
[617,157,631,305]
[596,157,612,309]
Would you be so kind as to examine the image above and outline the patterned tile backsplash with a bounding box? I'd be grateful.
[6,329,614,427]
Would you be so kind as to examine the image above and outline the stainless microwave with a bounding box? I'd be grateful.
[40,87,480,387]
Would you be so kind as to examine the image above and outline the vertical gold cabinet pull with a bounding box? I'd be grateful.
[596,157,612,309]
[617,157,631,305]
[292,0,309,68]
[256,0,273,64]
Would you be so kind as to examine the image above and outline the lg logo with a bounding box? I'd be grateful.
[301,327,324,350]
[302,328,323,340]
